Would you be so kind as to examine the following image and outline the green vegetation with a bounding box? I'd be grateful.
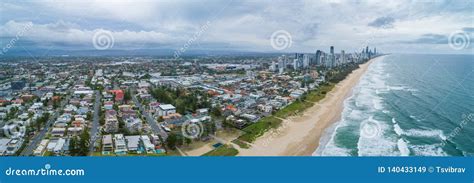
[202,145,239,156]
[305,83,335,102]
[232,139,250,149]
[165,133,182,150]
[165,121,217,150]
[124,89,132,102]
[5,107,19,120]
[235,61,366,143]
[150,87,211,114]
[237,82,336,143]
[327,63,360,83]
[69,129,90,156]
[43,151,54,156]
[238,116,282,143]
[86,111,92,121]
[35,112,50,132]
[69,136,79,156]
[211,105,222,117]
[274,100,313,118]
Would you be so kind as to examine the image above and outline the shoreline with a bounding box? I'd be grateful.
[237,56,383,156]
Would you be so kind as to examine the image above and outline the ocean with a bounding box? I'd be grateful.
[315,54,474,156]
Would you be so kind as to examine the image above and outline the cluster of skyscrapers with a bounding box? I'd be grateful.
[270,46,377,73]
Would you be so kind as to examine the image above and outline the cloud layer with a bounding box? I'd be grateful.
[1,0,473,55]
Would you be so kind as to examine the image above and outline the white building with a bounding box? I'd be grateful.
[113,134,128,154]
[0,138,11,156]
[53,138,66,155]
[140,135,154,153]
[157,104,176,117]
[125,135,140,152]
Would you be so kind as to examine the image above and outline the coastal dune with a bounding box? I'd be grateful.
[237,56,383,156]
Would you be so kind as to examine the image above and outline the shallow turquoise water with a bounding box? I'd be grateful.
[317,54,474,156]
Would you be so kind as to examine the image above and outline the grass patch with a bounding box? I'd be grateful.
[236,83,336,143]
[202,145,239,156]
[274,100,313,118]
[232,139,250,149]
[237,116,282,143]
[306,83,335,103]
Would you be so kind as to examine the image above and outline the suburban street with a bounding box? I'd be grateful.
[131,90,168,141]
[89,90,101,153]
[20,94,71,156]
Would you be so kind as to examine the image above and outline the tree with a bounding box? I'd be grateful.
[53,101,59,109]
[78,129,90,156]
[99,113,105,126]
[69,136,79,156]
[211,106,222,117]
[43,98,49,106]
[35,112,50,131]
[124,90,132,102]
[86,112,92,121]
[28,112,34,119]
[166,133,178,150]
[175,99,186,114]
[185,138,192,145]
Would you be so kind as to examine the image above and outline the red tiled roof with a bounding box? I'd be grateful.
[109,90,124,101]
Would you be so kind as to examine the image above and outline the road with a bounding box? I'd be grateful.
[20,94,70,156]
[89,90,101,153]
[131,90,168,141]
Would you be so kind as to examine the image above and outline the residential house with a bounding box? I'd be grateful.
[5,138,24,156]
[140,135,154,153]
[0,138,11,156]
[125,135,140,152]
[33,139,49,156]
[102,135,113,155]
[124,118,142,133]
[104,110,119,133]
[113,134,127,155]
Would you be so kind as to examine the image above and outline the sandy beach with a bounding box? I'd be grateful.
[237,56,383,156]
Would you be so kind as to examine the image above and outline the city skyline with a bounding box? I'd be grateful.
[0,0,473,56]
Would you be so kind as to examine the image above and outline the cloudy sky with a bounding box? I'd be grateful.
[1,0,473,56]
